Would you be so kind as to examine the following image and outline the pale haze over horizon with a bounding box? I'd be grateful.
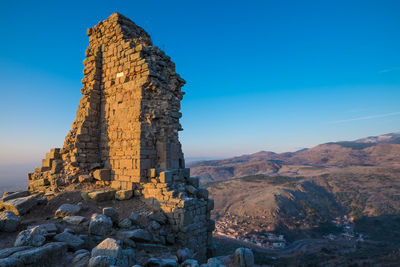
[1,0,399,190]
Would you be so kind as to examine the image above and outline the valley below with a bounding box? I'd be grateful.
[191,132,400,265]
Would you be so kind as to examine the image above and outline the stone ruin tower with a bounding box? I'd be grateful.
[27,13,214,260]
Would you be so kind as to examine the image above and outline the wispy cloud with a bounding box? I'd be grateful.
[379,67,399,73]
[329,112,400,124]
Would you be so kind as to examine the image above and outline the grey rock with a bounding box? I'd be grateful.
[234,248,254,267]
[27,223,57,239]
[54,231,85,250]
[125,229,152,242]
[89,214,112,236]
[129,212,140,224]
[150,221,160,230]
[75,249,90,255]
[0,196,37,215]
[182,259,199,267]
[72,251,90,267]
[207,258,222,267]
[149,212,167,224]
[177,248,192,263]
[103,207,119,224]
[161,259,178,267]
[185,185,198,195]
[144,257,162,267]
[10,242,67,265]
[196,187,209,199]
[91,238,122,259]
[122,238,136,248]
[14,226,47,247]
[122,249,135,266]
[0,257,23,267]
[63,215,86,225]
[118,218,132,229]
[0,246,31,259]
[187,177,200,188]
[37,197,47,205]
[0,211,20,232]
[88,256,110,267]
[55,203,81,218]
[1,191,30,202]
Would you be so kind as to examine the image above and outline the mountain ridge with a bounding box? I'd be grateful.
[190,132,400,183]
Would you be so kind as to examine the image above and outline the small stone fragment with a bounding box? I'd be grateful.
[118,218,132,229]
[63,215,86,225]
[55,203,81,218]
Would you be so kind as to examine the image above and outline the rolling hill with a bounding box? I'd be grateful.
[190,132,400,183]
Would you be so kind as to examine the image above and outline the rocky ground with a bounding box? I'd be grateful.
[0,189,254,267]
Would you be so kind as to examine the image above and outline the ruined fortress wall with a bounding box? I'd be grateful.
[27,13,213,261]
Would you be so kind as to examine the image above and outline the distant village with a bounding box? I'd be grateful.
[214,214,366,249]
[323,215,365,242]
[214,213,287,249]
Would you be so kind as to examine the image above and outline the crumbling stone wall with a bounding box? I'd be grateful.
[27,13,213,261]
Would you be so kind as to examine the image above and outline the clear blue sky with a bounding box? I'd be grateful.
[0,0,399,172]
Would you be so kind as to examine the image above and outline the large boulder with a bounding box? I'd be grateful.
[14,226,47,247]
[89,214,112,236]
[0,211,20,232]
[54,203,81,218]
[234,248,254,267]
[0,196,37,215]
[10,242,68,266]
[54,231,85,250]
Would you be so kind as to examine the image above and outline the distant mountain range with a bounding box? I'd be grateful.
[189,132,400,183]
